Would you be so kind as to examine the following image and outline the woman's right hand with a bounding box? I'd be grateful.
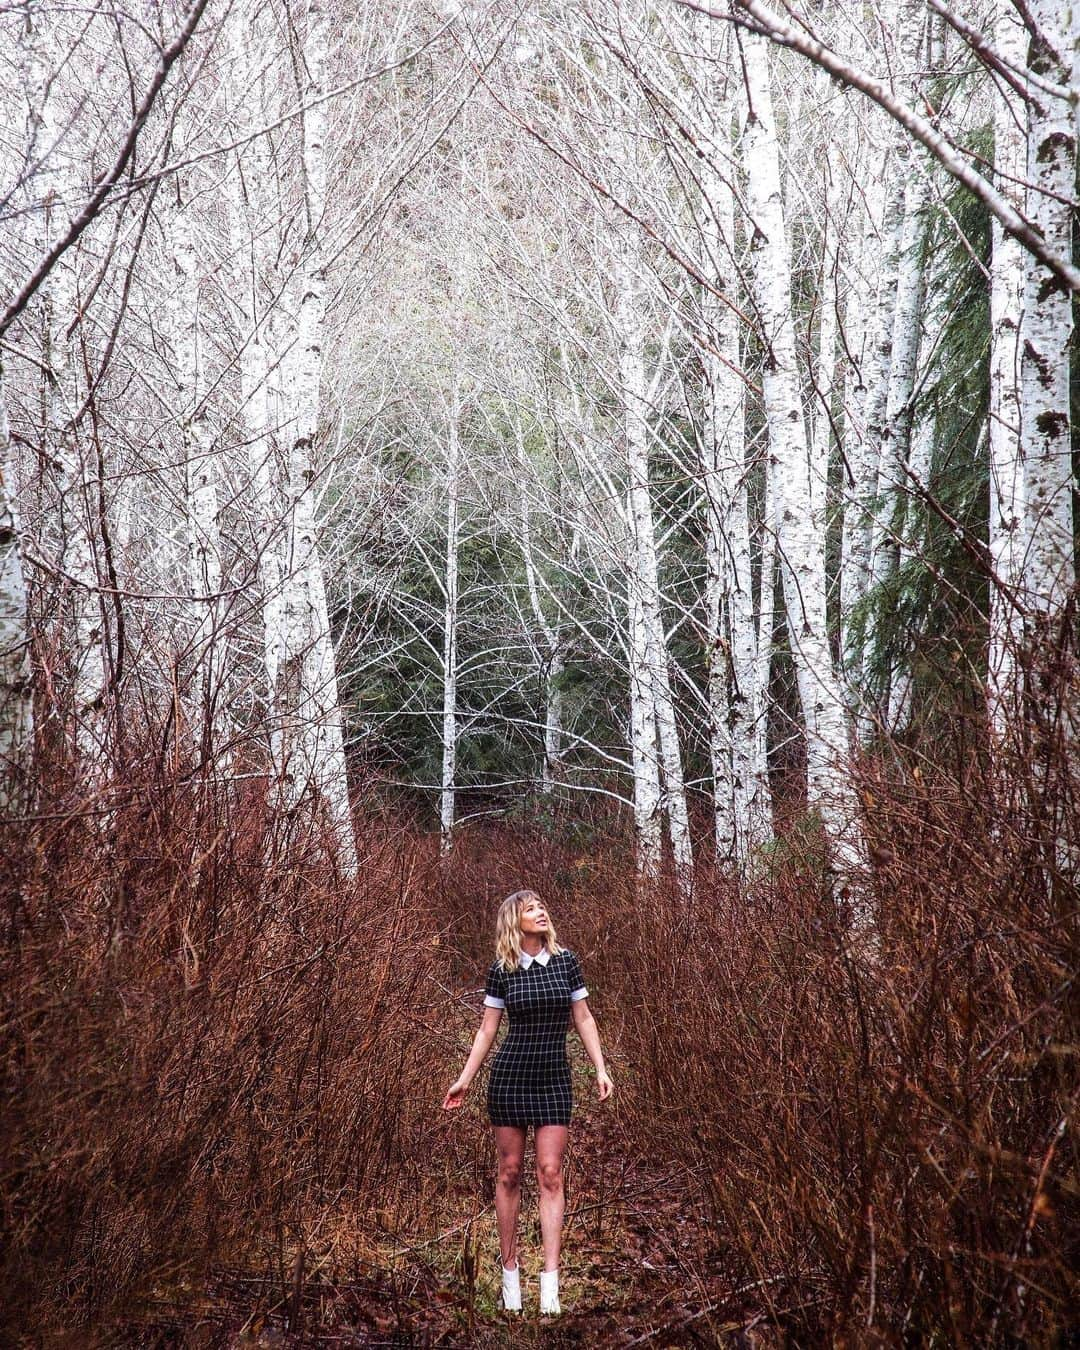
[442,1077,470,1109]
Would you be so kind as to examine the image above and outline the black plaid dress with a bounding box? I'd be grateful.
[483,947,589,1127]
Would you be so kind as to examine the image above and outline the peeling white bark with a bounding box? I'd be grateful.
[520,486,563,794]
[838,134,886,686]
[172,135,232,768]
[280,0,357,874]
[1018,3,1075,625]
[845,161,903,717]
[615,245,693,892]
[739,30,866,916]
[865,160,931,721]
[811,192,839,529]
[0,364,34,812]
[30,2,107,767]
[440,376,461,855]
[697,28,771,868]
[226,0,355,871]
[888,405,936,732]
[628,566,663,880]
[986,4,1027,734]
[227,0,289,796]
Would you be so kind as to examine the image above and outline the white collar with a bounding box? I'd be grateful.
[518,947,551,968]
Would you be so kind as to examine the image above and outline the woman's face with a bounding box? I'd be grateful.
[518,893,550,937]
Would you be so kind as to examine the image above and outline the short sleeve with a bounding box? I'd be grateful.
[566,950,589,1002]
[483,960,506,1009]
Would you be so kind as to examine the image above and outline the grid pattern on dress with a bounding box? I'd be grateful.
[482,949,588,1127]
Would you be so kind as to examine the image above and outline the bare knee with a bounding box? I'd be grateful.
[536,1160,563,1193]
[498,1160,522,1191]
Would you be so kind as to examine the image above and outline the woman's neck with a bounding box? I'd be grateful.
[520,935,544,956]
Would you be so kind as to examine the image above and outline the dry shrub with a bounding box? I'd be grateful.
[0,765,440,1338]
[1,724,1077,1344]
[605,744,1078,1343]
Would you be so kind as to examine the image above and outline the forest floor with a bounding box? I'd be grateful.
[116,1077,765,1348]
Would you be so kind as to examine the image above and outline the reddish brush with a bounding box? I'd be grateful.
[0,736,1076,1343]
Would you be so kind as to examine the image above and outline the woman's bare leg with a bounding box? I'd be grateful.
[493,1125,526,1268]
[534,1124,569,1272]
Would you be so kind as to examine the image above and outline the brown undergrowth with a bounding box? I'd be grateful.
[1,741,1076,1346]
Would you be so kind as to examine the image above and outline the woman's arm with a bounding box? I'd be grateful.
[571,1000,614,1100]
[442,1007,502,1108]
[458,1007,503,1086]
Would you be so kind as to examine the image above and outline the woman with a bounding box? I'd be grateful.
[442,889,614,1316]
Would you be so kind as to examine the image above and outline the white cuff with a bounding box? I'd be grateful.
[483,994,505,1008]
[570,987,588,1001]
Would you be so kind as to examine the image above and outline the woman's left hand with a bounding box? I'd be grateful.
[596,1069,614,1102]
[442,1077,470,1109]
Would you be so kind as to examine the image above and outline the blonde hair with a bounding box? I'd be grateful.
[493,889,564,971]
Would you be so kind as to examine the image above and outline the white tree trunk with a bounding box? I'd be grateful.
[615,247,693,892]
[887,406,936,732]
[846,160,904,706]
[739,31,866,917]
[864,160,931,721]
[227,0,355,870]
[986,5,1027,734]
[756,456,775,748]
[0,364,34,812]
[520,488,563,794]
[697,47,771,867]
[844,2,926,739]
[172,139,232,770]
[628,570,663,880]
[542,645,564,795]
[1019,4,1075,626]
[838,135,885,689]
[226,66,288,786]
[614,256,664,882]
[30,3,107,768]
[1016,2,1077,883]
[440,377,461,855]
[703,469,734,862]
[812,196,839,528]
[650,616,693,891]
[280,0,357,874]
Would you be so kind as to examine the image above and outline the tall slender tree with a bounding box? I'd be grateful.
[738,28,866,910]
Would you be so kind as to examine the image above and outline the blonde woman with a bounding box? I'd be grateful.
[442,889,614,1316]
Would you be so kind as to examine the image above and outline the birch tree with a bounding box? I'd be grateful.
[864,153,932,728]
[29,2,109,770]
[277,0,358,872]
[517,430,565,795]
[439,373,462,855]
[593,22,695,892]
[220,0,358,870]
[171,132,233,768]
[853,0,930,738]
[614,243,678,884]
[693,16,771,868]
[986,2,1027,735]
[737,29,866,911]
[1018,2,1075,629]
[226,0,288,783]
[0,365,34,811]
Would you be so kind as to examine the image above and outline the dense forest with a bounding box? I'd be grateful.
[1,0,1076,1343]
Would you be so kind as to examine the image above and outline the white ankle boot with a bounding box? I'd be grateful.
[539,1267,561,1315]
[500,1261,522,1313]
